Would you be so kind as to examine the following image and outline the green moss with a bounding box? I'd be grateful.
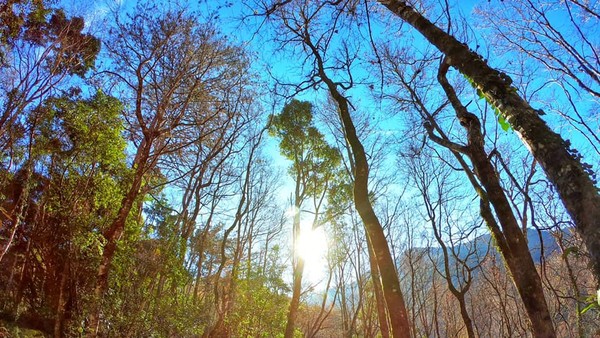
[0,319,46,338]
[463,74,512,132]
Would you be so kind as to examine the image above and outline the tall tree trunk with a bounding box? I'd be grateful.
[348,112,411,338]
[431,270,441,338]
[379,0,600,285]
[284,200,304,338]
[54,259,70,338]
[327,83,411,338]
[339,268,350,337]
[284,257,305,338]
[456,292,475,338]
[87,138,152,337]
[297,23,411,336]
[424,61,556,337]
[366,238,391,338]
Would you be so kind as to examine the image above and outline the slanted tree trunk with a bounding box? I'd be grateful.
[423,60,556,337]
[366,239,391,338]
[340,95,411,338]
[54,259,70,338]
[275,7,412,331]
[318,68,411,338]
[87,137,152,337]
[296,28,411,337]
[379,0,600,284]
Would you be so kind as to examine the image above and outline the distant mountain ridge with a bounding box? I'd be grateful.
[405,229,560,278]
[421,228,560,273]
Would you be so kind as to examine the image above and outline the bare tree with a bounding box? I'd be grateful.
[87,3,253,334]
[407,153,479,338]
[377,0,600,286]
[428,59,556,336]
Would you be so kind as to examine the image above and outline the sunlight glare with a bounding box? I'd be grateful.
[285,206,299,218]
[296,226,328,284]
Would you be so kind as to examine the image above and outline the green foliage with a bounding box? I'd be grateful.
[325,175,353,219]
[0,319,45,337]
[269,99,342,198]
[0,0,50,47]
[32,91,128,230]
[27,91,128,234]
[580,292,600,315]
[226,276,289,337]
[35,91,126,167]
[225,249,291,338]
[464,75,511,132]
[0,91,129,335]
[0,1,100,75]
[493,106,511,132]
[269,100,318,160]
[101,197,208,337]
[269,99,342,336]
[262,244,291,294]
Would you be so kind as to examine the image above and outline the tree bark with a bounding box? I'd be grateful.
[284,257,305,338]
[379,0,600,285]
[346,107,411,338]
[54,259,70,338]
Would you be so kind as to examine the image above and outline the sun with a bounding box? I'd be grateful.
[296,226,329,283]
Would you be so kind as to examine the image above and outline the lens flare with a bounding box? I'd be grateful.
[296,226,328,283]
